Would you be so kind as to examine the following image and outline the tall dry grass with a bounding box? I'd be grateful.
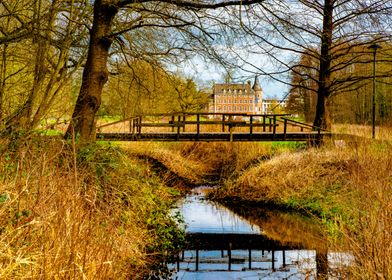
[121,142,212,185]
[210,139,392,279]
[0,138,181,279]
[171,142,302,181]
[119,141,282,186]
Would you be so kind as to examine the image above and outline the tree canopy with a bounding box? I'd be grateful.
[1,0,392,140]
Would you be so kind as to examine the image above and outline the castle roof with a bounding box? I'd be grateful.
[252,76,262,92]
[213,83,252,94]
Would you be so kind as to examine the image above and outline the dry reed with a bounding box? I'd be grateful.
[0,138,181,279]
[209,139,392,279]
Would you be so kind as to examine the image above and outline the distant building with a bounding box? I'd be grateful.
[262,99,287,114]
[209,76,263,114]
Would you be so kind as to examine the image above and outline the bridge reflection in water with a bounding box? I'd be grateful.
[181,232,301,271]
[173,233,328,277]
[168,187,346,279]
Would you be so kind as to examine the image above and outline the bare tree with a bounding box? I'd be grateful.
[64,0,264,142]
[229,0,392,129]
[0,0,90,132]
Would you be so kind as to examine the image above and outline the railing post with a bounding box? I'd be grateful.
[284,118,287,140]
[196,114,200,141]
[269,117,272,132]
[171,116,175,133]
[222,114,225,132]
[249,115,253,140]
[138,116,142,135]
[263,115,266,132]
[182,114,186,132]
[273,115,277,140]
[177,115,181,141]
[229,115,233,142]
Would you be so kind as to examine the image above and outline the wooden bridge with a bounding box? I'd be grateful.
[96,113,332,142]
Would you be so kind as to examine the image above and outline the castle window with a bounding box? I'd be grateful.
[250,99,253,103]
[239,100,242,103]
[224,106,227,111]
[244,100,248,104]
[228,106,231,111]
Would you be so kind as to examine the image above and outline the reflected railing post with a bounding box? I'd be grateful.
[228,243,232,271]
[195,249,199,271]
[272,250,275,271]
[249,249,252,269]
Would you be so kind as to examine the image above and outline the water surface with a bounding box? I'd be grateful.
[170,187,349,279]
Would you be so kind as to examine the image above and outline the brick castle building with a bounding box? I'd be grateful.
[209,76,263,114]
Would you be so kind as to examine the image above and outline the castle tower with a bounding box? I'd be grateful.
[252,76,263,114]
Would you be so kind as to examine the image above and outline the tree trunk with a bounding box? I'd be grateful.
[0,44,7,120]
[313,90,331,129]
[65,0,118,141]
[313,0,333,130]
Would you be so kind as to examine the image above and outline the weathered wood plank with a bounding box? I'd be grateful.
[137,123,184,127]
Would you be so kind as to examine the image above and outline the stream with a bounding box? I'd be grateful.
[168,186,351,280]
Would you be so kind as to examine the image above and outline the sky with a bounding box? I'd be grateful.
[177,56,290,100]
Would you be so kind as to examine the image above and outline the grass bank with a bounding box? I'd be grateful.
[122,142,306,182]
[209,140,391,279]
[0,138,184,279]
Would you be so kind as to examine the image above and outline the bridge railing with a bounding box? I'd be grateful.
[97,113,327,139]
